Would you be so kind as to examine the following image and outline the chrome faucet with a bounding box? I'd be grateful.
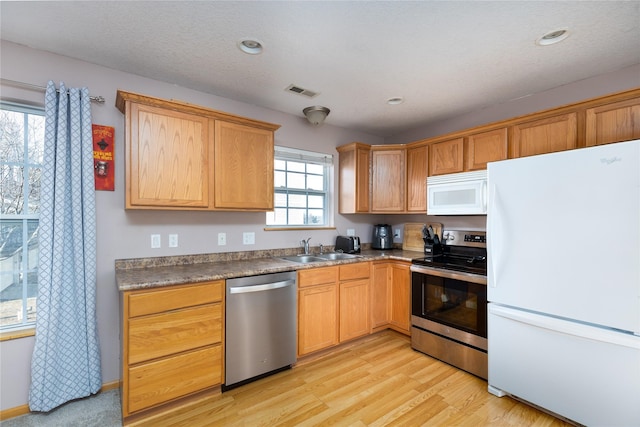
[319,244,324,255]
[301,237,311,255]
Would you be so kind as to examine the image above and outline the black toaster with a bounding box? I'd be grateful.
[335,236,361,254]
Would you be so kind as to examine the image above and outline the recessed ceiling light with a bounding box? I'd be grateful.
[387,97,404,105]
[238,38,263,54]
[536,29,569,46]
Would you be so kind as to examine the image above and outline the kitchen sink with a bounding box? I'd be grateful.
[279,255,326,263]
[316,252,361,260]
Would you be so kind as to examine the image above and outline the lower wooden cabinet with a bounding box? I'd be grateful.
[339,263,371,342]
[371,261,391,329]
[298,282,339,356]
[389,262,410,334]
[371,261,410,335]
[298,263,371,356]
[297,267,339,356]
[121,281,224,421]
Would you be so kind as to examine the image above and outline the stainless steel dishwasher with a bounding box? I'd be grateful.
[223,271,297,390]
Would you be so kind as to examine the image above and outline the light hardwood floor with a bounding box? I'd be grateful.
[131,331,572,426]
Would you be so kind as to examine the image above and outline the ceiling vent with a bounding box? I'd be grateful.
[285,84,319,98]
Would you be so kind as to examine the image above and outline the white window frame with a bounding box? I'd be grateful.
[0,101,44,332]
[266,146,333,228]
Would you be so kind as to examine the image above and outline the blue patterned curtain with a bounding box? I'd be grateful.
[29,81,101,412]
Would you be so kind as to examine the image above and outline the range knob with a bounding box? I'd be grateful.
[443,232,454,241]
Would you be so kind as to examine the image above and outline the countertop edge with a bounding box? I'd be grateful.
[116,250,423,292]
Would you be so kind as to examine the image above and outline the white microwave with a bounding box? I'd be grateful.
[427,170,487,215]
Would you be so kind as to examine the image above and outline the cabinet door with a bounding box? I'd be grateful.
[298,284,338,356]
[389,263,410,335]
[214,121,274,210]
[585,98,640,147]
[429,138,464,176]
[337,143,371,213]
[371,148,406,212]
[128,102,210,208]
[406,144,428,212]
[370,262,391,329]
[512,113,577,158]
[466,128,508,170]
[339,279,370,342]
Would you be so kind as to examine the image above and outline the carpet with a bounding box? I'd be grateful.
[0,389,121,427]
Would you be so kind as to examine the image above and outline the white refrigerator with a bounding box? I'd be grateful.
[487,140,640,426]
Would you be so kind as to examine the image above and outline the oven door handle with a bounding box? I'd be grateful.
[410,265,487,285]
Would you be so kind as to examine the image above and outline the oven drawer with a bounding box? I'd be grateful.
[411,325,487,379]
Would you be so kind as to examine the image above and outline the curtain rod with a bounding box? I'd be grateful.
[0,78,105,104]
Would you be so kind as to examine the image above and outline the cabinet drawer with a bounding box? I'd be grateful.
[339,262,370,281]
[128,303,221,365]
[127,344,222,413]
[127,281,222,318]
[298,266,338,288]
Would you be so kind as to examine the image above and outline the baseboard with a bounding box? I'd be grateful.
[0,380,121,421]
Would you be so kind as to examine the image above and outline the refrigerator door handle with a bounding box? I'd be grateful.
[488,183,501,288]
[482,180,488,213]
[489,304,640,350]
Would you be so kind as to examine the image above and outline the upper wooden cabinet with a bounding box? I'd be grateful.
[336,142,370,214]
[585,97,640,147]
[466,128,508,170]
[406,144,428,212]
[126,102,212,209]
[116,90,280,211]
[371,146,406,213]
[214,121,274,210]
[337,89,639,214]
[512,113,578,158]
[429,137,464,176]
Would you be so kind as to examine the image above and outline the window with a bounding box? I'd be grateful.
[266,146,332,227]
[0,102,44,331]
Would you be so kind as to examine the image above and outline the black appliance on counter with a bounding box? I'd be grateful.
[372,224,393,250]
[335,235,361,254]
[410,229,488,379]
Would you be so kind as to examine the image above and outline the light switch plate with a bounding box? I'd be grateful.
[346,228,355,236]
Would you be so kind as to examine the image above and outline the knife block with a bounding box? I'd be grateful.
[424,243,442,257]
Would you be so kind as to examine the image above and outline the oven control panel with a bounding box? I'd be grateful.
[464,234,485,243]
[442,230,486,248]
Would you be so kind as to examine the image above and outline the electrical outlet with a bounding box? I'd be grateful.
[243,232,255,245]
[346,228,355,236]
[151,234,161,249]
[169,234,178,248]
[218,232,226,246]
[394,229,401,239]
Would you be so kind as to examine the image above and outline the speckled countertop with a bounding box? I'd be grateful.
[115,247,424,291]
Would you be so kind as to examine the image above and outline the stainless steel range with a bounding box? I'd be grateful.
[410,229,488,379]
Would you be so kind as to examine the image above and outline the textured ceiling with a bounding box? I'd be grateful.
[1,1,639,137]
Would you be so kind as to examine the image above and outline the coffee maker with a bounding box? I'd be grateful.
[372,224,394,250]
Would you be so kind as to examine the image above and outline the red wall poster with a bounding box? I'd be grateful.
[92,124,115,191]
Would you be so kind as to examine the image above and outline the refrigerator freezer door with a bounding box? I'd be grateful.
[488,303,640,427]
[488,140,640,333]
